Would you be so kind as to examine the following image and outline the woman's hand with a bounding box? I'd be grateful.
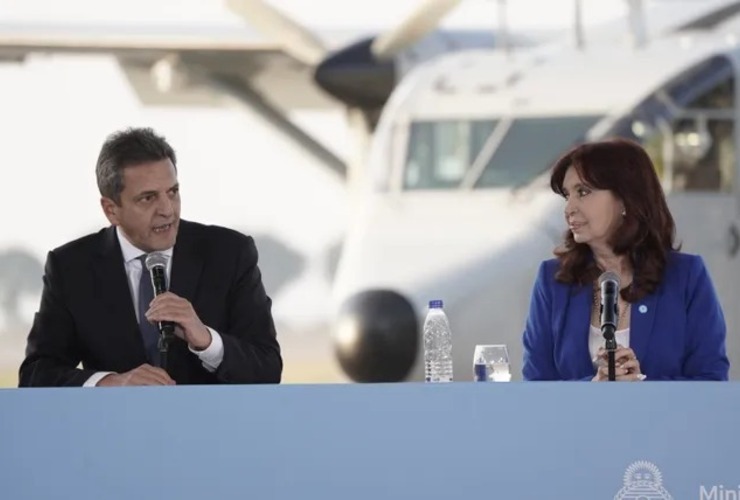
[592,346,646,381]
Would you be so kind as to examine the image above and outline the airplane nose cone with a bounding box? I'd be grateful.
[333,290,418,382]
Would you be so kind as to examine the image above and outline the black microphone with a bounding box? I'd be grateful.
[144,252,175,338]
[598,271,620,381]
[599,271,620,338]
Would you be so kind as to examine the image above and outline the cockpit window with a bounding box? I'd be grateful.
[608,55,735,193]
[473,116,602,188]
[404,120,496,189]
[402,116,600,190]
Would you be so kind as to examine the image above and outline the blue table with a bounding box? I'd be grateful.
[0,382,736,499]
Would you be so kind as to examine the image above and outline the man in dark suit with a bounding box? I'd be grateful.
[19,127,282,386]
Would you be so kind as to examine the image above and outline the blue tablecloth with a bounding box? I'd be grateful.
[0,382,736,499]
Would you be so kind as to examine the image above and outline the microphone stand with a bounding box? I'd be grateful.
[598,272,620,382]
[600,297,619,382]
[603,328,617,381]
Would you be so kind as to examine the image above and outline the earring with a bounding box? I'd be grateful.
[621,210,626,217]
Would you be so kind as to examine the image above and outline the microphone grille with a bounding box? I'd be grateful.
[598,270,620,288]
[144,252,169,271]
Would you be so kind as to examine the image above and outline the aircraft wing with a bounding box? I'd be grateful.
[0,23,338,109]
[0,0,520,178]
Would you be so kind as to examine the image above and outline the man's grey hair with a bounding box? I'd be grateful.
[95,127,177,204]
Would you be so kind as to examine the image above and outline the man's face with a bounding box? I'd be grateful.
[101,159,180,252]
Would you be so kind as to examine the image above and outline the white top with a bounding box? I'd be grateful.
[589,324,630,366]
[83,227,225,386]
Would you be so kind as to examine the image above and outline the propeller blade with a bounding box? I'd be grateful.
[226,0,326,65]
[370,0,462,61]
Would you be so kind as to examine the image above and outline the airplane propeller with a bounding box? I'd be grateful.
[226,0,464,114]
[370,0,463,61]
[225,0,327,65]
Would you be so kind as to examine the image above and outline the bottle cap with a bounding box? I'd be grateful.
[429,299,443,309]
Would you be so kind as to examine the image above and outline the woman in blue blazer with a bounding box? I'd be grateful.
[522,138,729,381]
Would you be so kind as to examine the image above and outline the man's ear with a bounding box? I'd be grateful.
[100,197,120,226]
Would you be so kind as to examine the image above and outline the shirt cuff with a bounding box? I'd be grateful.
[84,371,115,387]
[189,327,224,372]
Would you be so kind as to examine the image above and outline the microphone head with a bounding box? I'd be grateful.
[144,252,169,271]
[598,271,620,287]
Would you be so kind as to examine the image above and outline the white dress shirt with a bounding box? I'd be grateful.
[83,226,225,386]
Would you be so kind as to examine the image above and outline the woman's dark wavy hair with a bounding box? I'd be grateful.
[549,138,678,302]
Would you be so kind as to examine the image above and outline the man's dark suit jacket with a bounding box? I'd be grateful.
[19,220,282,386]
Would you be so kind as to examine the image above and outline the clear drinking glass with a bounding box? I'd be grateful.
[473,344,511,382]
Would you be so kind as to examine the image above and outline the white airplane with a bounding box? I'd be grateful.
[328,0,740,382]
[0,0,538,180]
[6,0,736,385]
[0,0,546,383]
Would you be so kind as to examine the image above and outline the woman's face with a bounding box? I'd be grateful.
[562,165,625,250]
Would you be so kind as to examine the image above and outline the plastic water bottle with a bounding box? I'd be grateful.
[423,299,453,382]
